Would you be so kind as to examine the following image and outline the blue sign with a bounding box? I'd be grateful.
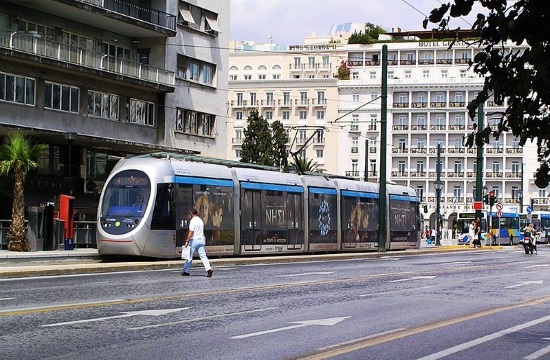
[526,206,533,213]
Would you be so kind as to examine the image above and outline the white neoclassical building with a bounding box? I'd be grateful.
[227,28,547,231]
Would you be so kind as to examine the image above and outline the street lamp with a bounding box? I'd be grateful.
[434,179,444,246]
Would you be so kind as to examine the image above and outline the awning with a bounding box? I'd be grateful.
[205,15,221,33]
[179,7,195,24]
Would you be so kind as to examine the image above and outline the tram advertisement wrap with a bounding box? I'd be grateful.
[193,185,234,247]
[342,196,379,248]
[389,199,413,242]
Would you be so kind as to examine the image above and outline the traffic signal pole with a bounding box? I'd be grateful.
[475,104,485,224]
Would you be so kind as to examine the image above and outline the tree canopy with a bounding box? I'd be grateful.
[425,0,550,188]
[348,22,385,44]
[240,110,289,168]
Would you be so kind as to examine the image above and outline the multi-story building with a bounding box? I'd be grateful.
[228,28,548,231]
[0,0,229,219]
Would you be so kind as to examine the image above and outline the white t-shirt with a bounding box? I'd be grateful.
[189,216,205,240]
[468,223,475,237]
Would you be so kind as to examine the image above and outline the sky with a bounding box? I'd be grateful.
[229,0,481,46]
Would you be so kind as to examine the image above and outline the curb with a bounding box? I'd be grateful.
[0,246,504,278]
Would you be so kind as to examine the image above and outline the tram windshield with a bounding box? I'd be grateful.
[101,170,151,218]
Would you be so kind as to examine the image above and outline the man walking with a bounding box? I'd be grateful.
[182,208,213,277]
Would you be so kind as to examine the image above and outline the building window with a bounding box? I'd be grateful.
[316,111,325,120]
[282,111,290,120]
[298,130,307,144]
[405,70,411,79]
[316,149,323,158]
[236,111,243,120]
[265,111,273,120]
[299,111,307,120]
[351,159,358,173]
[352,93,359,102]
[129,99,155,126]
[177,55,216,86]
[369,72,376,79]
[398,161,406,175]
[283,92,291,105]
[423,70,430,78]
[44,81,79,113]
[352,72,359,80]
[235,149,241,158]
[0,72,36,106]
[176,108,215,136]
[351,115,359,131]
[454,161,462,172]
[87,90,118,119]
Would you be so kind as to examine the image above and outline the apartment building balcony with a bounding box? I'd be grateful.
[455,58,470,64]
[311,99,327,107]
[312,138,325,146]
[232,138,243,144]
[391,171,408,177]
[349,125,360,134]
[346,60,364,67]
[532,197,550,206]
[505,172,522,178]
[504,198,522,204]
[393,102,410,108]
[466,171,476,178]
[230,100,246,108]
[261,99,275,108]
[8,0,176,37]
[486,101,504,107]
[429,125,446,131]
[467,124,475,131]
[411,102,427,108]
[430,102,446,108]
[418,59,434,65]
[295,99,309,107]
[392,125,409,131]
[429,147,446,154]
[486,147,504,154]
[400,59,416,65]
[367,125,377,131]
[387,60,398,66]
[245,100,259,108]
[449,102,465,107]
[278,99,292,108]
[449,125,466,131]
[345,171,361,179]
[410,125,428,131]
[410,148,427,154]
[436,58,453,64]
[351,147,359,154]
[506,147,523,154]
[447,171,465,178]
[409,171,427,177]
[392,147,408,154]
[485,171,504,178]
[0,34,175,89]
[447,148,465,154]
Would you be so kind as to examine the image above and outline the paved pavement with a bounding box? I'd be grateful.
[0,244,505,278]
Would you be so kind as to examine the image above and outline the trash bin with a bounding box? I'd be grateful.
[64,238,74,250]
[53,219,65,250]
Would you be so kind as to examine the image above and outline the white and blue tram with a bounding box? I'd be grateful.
[97,153,421,258]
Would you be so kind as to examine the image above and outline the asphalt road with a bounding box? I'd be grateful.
[1,246,549,359]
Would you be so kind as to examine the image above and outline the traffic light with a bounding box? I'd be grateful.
[483,194,489,205]
[489,190,496,207]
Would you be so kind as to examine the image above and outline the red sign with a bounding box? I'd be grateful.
[473,201,483,210]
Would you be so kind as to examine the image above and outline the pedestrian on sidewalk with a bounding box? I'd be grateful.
[181,208,213,277]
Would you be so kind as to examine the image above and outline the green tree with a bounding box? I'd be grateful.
[348,22,385,44]
[270,120,289,170]
[0,132,46,251]
[241,110,289,168]
[425,0,550,187]
[241,110,273,166]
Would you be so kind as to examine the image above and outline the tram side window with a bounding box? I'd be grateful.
[151,184,173,230]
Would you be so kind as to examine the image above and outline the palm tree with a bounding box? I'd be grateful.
[0,132,46,251]
[288,157,322,174]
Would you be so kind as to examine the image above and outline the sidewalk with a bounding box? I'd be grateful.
[0,245,503,278]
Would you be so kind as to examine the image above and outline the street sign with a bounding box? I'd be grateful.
[473,201,482,210]
[497,210,503,217]
[496,203,503,211]
[526,206,533,213]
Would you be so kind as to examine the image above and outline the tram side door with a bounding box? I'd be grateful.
[241,189,262,251]
[175,185,194,247]
[286,192,303,250]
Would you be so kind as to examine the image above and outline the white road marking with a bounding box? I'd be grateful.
[128,307,277,330]
[379,256,400,261]
[0,299,125,314]
[358,285,436,297]
[506,281,543,289]
[0,297,15,301]
[525,264,550,269]
[0,269,175,282]
[418,314,550,360]
[389,276,436,283]
[278,272,334,277]
[525,345,550,360]
[42,307,188,327]
[450,261,473,265]
[232,316,350,339]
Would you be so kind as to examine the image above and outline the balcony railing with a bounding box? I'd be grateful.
[77,0,176,31]
[0,35,175,87]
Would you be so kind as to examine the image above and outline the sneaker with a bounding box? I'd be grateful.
[206,269,213,277]
[181,272,190,276]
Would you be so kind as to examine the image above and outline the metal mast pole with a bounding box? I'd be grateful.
[378,44,388,253]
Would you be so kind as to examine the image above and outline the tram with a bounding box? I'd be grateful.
[97,153,421,258]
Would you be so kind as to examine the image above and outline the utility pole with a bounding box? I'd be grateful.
[475,104,484,224]
[378,44,388,253]
[364,138,369,182]
[435,144,442,246]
